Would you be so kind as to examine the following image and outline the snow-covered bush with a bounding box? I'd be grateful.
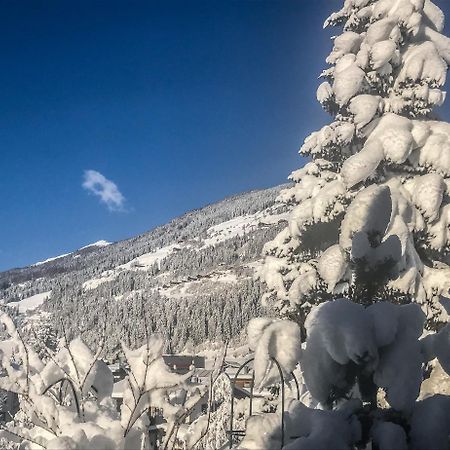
[240,297,450,449]
[259,0,450,331]
[0,313,201,449]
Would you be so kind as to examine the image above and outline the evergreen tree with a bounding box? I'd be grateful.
[238,2,450,448]
[260,0,450,333]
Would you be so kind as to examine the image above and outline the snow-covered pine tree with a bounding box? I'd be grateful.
[260,0,450,333]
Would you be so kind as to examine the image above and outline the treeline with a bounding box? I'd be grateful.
[45,277,264,357]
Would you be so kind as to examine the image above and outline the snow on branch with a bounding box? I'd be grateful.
[0,313,190,449]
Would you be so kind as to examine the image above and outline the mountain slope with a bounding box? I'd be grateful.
[0,184,290,355]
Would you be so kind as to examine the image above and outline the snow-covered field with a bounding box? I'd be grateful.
[82,272,118,290]
[117,244,177,271]
[202,210,289,247]
[159,270,239,299]
[9,291,52,313]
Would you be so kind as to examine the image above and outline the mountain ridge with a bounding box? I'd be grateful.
[0,183,290,354]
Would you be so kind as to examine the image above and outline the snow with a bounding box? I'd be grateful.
[341,139,384,187]
[0,339,15,360]
[240,398,361,450]
[82,272,118,291]
[332,57,365,106]
[370,39,397,69]
[287,264,318,304]
[348,94,380,129]
[79,240,111,250]
[9,291,52,313]
[317,245,347,292]
[301,124,355,157]
[81,206,287,293]
[33,253,72,266]
[316,81,333,104]
[412,173,445,221]
[247,0,450,448]
[300,299,429,412]
[424,0,445,33]
[423,25,450,65]
[202,210,289,248]
[158,270,239,299]
[327,31,362,64]
[249,318,301,389]
[261,0,450,321]
[414,121,450,176]
[83,245,177,290]
[0,312,192,450]
[397,42,447,87]
[340,185,392,252]
[9,2,450,448]
[258,255,289,301]
[366,18,397,45]
[420,360,450,399]
[373,324,423,412]
[117,244,177,271]
[32,240,110,266]
[303,300,377,401]
[371,113,414,164]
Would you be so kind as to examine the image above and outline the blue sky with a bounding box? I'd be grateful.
[1,0,450,270]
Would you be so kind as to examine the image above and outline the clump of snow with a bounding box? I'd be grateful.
[317,244,347,292]
[248,318,301,389]
[340,185,392,251]
[333,55,366,106]
[349,94,380,129]
[341,139,384,187]
[301,299,427,412]
[302,299,377,406]
[239,398,361,450]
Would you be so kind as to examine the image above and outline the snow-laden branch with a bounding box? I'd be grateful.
[0,313,190,449]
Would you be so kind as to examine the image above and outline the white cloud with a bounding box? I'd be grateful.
[82,170,125,211]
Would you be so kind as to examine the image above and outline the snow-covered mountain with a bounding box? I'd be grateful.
[0,184,290,355]
[32,240,111,266]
